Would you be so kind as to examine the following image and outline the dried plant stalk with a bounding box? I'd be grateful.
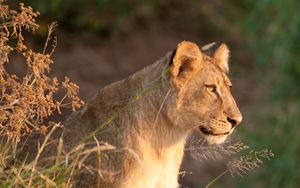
[227,149,274,177]
[186,136,249,160]
[187,137,274,188]
[0,2,84,141]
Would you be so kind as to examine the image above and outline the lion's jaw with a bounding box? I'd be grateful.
[196,116,236,144]
[198,124,234,144]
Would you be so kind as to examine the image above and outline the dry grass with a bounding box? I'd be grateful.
[0,2,83,141]
[0,1,115,187]
[187,136,249,160]
[186,137,274,188]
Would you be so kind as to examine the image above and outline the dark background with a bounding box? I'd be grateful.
[8,0,300,187]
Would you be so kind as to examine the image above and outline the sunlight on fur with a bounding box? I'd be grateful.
[55,41,243,187]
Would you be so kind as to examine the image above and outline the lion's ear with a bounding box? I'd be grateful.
[214,43,230,73]
[170,41,202,88]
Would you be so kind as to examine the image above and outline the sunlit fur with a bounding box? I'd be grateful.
[61,41,242,187]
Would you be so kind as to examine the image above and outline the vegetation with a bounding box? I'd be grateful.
[0,2,104,187]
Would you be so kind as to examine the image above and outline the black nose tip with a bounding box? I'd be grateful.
[227,116,238,128]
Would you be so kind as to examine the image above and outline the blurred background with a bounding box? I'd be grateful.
[7,0,300,187]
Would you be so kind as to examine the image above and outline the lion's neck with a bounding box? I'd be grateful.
[124,52,189,149]
[128,82,188,150]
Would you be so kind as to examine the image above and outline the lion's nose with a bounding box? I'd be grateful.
[227,115,242,128]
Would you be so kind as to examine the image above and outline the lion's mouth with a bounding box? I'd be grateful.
[199,127,230,136]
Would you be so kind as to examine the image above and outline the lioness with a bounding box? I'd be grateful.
[62,41,242,187]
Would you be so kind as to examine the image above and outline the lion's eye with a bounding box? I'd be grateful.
[205,85,217,93]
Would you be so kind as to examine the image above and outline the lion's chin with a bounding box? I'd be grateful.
[197,127,233,144]
[204,135,228,144]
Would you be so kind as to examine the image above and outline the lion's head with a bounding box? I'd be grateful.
[168,41,242,144]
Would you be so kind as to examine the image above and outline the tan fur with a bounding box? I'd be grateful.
[61,41,242,187]
[214,43,230,73]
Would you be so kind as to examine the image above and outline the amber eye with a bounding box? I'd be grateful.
[205,85,217,93]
